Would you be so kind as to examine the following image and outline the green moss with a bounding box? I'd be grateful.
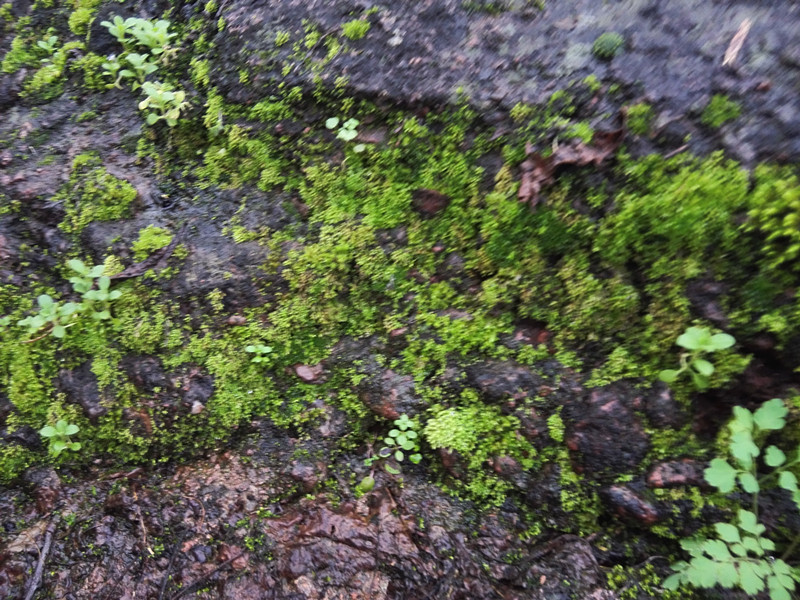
[592,32,624,60]
[701,94,741,128]
[132,226,173,261]
[424,391,538,504]
[68,0,103,37]
[626,102,654,136]
[58,153,137,234]
[2,36,37,73]
[341,19,370,41]
[746,165,800,278]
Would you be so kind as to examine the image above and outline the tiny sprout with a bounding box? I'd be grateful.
[245,344,273,363]
[39,420,81,457]
[659,326,735,390]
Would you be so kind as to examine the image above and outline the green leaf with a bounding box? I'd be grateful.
[779,471,798,492]
[662,573,683,590]
[677,326,710,351]
[710,332,735,350]
[732,405,754,431]
[37,294,54,309]
[765,445,786,467]
[394,450,404,462]
[738,510,765,536]
[767,579,791,600]
[357,476,375,493]
[692,358,715,376]
[39,426,57,438]
[730,430,759,469]
[715,561,739,588]
[738,561,766,594]
[738,472,759,493]
[52,440,67,453]
[52,325,66,338]
[714,522,740,543]
[383,437,394,446]
[760,537,775,552]
[703,539,731,561]
[146,113,159,125]
[67,259,87,274]
[742,535,764,556]
[325,117,339,129]
[385,464,400,475]
[704,458,737,492]
[64,424,79,435]
[730,542,747,557]
[771,559,796,588]
[659,369,679,383]
[68,442,81,451]
[753,398,787,431]
[388,429,400,438]
[409,453,422,464]
[690,371,708,390]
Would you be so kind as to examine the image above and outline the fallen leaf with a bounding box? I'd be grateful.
[518,128,624,207]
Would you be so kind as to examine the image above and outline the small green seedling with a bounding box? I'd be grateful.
[101,16,137,46]
[138,81,188,126]
[17,295,80,339]
[101,57,127,88]
[67,259,122,320]
[39,420,81,457]
[36,35,58,62]
[120,52,158,88]
[129,18,176,56]
[665,399,800,600]
[364,414,422,475]
[245,344,273,363]
[659,326,735,390]
[325,117,366,152]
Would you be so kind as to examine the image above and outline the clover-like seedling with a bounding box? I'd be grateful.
[101,16,137,46]
[659,326,735,390]
[325,117,366,152]
[39,420,81,457]
[138,81,188,126]
[364,414,422,475]
[245,344,273,363]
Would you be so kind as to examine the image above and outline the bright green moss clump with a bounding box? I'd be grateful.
[701,94,741,127]
[58,153,138,234]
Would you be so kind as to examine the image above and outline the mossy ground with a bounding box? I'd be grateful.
[1,1,799,595]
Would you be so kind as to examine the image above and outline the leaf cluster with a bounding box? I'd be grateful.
[325,117,366,153]
[245,344,273,363]
[666,399,800,599]
[364,414,422,475]
[39,420,81,457]
[138,81,189,126]
[99,16,187,127]
[659,326,735,390]
[15,260,123,340]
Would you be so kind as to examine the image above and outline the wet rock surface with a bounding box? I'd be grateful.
[214,0,800,164]
[1,0,799,598]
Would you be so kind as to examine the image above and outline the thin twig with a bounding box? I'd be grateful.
[24,517,59,600]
